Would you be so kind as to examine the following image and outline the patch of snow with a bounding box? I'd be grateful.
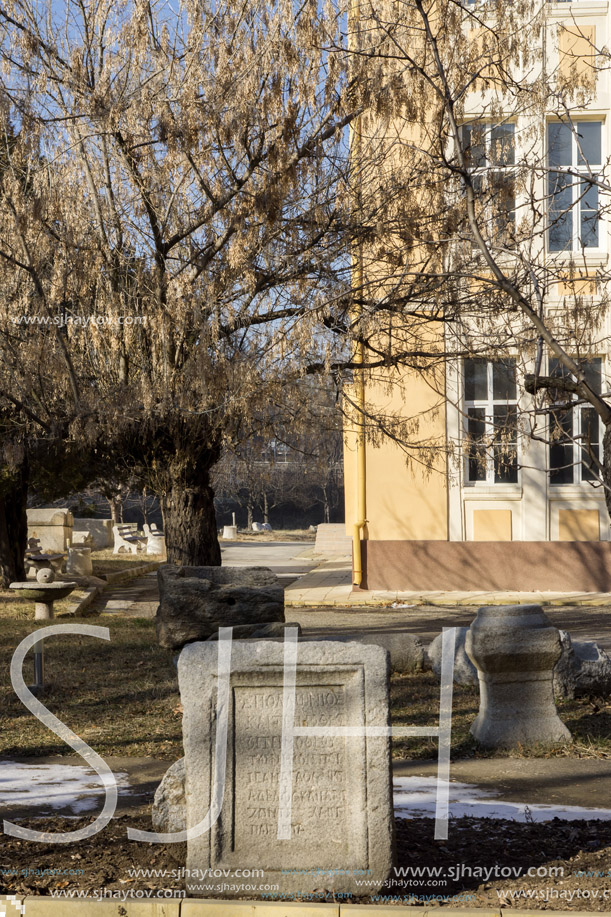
[394,776,611,822]
[0,761,129,814]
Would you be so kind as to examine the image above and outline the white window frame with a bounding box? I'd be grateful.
[460,121,517,248]
[547,120,604,254]
[463,358,520,486]
[548,357,604,486]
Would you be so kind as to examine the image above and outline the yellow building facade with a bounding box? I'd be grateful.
[344,0,611,593]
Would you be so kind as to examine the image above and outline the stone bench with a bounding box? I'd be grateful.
[112,524,146,554]
[143,523,165,555]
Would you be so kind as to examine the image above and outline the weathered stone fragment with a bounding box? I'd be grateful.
[428,627,477,685]
[301,632,425,673]
[156,565,284,650]
[554,630,611,699]
[152,757,186,835]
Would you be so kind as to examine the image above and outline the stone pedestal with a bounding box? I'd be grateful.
[222,525,238,539]
[66,547,93,576]
[466,604,571,748]
[179,639,394,897]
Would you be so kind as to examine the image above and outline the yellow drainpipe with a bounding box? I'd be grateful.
[350,0,366,587]
[352,334,367,586]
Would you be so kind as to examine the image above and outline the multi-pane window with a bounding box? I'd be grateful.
[549,358,603,484]
[461,122,516,244]
[548,122,602,252]
[464,358,519,484]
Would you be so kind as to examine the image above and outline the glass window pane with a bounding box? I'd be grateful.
[549,358,565,378]
[583,358,602,394]
[467,408,486,481]
[464,359,488,401]
[549,170,574,207]
[552,409,573,438]
[580,406,600,481]
[550,444,574,484]
[494,447,518,483]
[490,172,516,242]
[548,122,572,167]
[581,210,599,249]
[468,408,486,438]
[493,405,518,484]
[462,124,486,168]
[493,403,517,434]
[550,409,573,484]
[549,213,573,251]
[491,123,515,166]
[577,122,601,166]
[492,359,517,401]
[548,172,574,251]
[581,178,598,213]
[580,180,599,248]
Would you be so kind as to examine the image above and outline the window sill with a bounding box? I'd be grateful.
[548,484,605,495]
[547,1,608,13]
[546,251,608,266]
[463,486,523,499]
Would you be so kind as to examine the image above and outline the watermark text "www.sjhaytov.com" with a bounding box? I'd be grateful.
[11,314,146,327]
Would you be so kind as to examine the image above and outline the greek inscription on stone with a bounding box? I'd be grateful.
[234,685,347,853]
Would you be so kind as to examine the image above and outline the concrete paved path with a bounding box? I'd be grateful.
[287,603,611,652]
[286,557,611,610]
[393,757,611,811]
[220,540,316,587]
[92,571,159,618]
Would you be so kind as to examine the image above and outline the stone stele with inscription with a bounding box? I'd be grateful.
[178,639,395,897]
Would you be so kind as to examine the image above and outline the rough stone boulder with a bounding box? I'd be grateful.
[152,757,186,834]
[427,627,477,686]
[553,630,611,699]
[156,565,284,651]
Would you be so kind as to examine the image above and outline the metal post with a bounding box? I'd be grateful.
[32,637,45,693]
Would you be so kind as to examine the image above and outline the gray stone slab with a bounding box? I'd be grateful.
[178,639,394,897]
[156,565,284,651]
[301,632,425,673]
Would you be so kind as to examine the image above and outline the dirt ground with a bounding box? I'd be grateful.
[1,814,610,908]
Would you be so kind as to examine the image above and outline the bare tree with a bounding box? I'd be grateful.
[213,380,344,526]
[0,0,369,567]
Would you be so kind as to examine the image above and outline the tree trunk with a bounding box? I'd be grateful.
[263,492,269,525]
[161,478,221,566]
[322,485,330,524]
[247,503,253,530]
[0,453,29,587]
[108,496,123,523]
[603,425,611,525]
